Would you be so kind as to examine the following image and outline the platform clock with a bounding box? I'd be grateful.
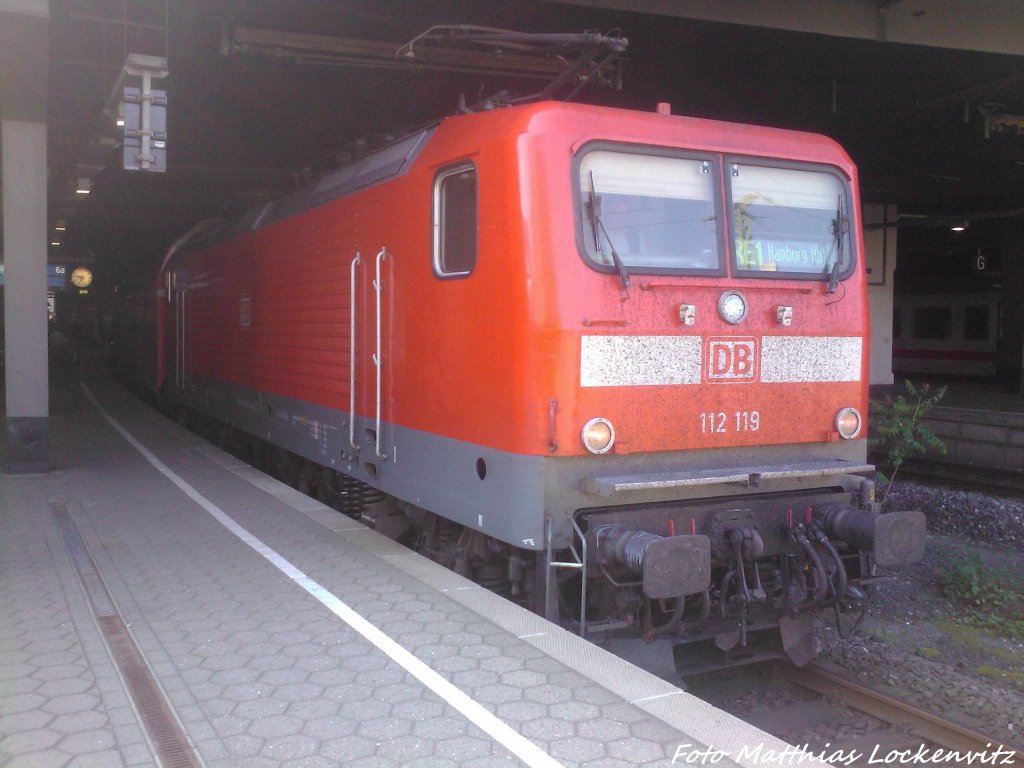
[70,267,93,288]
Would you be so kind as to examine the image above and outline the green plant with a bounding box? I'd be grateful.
[869,379,947,500]
[935,556,1024,641]
[936,556,1013,608]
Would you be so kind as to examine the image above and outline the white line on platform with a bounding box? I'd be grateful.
[82,384,565,768]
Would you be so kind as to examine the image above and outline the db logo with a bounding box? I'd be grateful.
[705,337,759,382]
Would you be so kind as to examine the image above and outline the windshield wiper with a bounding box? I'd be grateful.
[588,172,630,291]
[826,193,848,294]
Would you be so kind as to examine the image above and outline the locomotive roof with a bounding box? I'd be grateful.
[173,99,854,258]
[177,125,437,255]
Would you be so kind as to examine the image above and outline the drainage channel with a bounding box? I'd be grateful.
[51,502,202,768]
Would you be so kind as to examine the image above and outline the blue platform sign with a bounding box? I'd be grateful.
[0,264,67,288]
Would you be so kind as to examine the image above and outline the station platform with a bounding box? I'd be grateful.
[0,371,807,768]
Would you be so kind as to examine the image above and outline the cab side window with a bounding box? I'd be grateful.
[433,163,477,277]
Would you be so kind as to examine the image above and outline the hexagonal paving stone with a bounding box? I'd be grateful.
[1,708,54,733]
[550,735,608,763]
[222,733,265,757]
[321,734,379,762]
[480,656,523,675]
[356,714,413,741]
[409,713,468,742]
[261,733,319,761]
[280,643,323,663]
[223,683,265,703]
[435,734,495,762]
[523,683,574,706]
[341,654,389,674]
[471,684,523,706]
[354,667,407,689]
[451,669,499,690]
[32,663,89,683]
[235,698,290,720]
[606,736,670,763]
[41,692,100,715]
[248,714,305,741]
[274,681,323,704]
[413,643,458,661]
[376,734,432,762]
[577,717,632,742]
[50,710,108,734]
[339,697,391,723]
[432,656,479,675]
[2,676,43,696]
[65,748,126,767]
[1,728,63,754]
[495,700,549,723]
[211,667,260,686]
[324,682,373,703]
[499,669,548,690]
[403,756,459,768]
[36,678,93,697]
[372,680,425,705]
[549,700,602,723]
[247,655,294,673]
[294,654,339,673]
[522,715,577,741]
[56,728,117,755]
[302,714,357,741]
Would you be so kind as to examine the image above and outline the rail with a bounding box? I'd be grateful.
[779,661,1022,762]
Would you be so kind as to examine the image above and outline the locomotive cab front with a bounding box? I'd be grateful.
[513,103,926,668]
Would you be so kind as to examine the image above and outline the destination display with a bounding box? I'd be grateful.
[735,238,835,273]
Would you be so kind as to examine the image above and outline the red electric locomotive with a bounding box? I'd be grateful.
[150,97,924,669]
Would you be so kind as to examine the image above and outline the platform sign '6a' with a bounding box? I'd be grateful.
[704,337,759,382]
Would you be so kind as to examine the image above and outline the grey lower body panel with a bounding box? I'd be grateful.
[169,377,872,552]
[169,377,549,549]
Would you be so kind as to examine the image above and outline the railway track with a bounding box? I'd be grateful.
[780,662,1022,766]
[894,458,1024,498]
[685,660,1021,767]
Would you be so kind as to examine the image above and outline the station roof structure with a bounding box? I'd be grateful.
[2,0,1023,287]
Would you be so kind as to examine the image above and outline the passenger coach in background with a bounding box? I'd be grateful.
[892,292,1000,380]
[119,94,925,672]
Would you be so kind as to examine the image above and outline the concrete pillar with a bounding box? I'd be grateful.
[3,121,49,471]
[1,1,50,472]
[864,203,898,386]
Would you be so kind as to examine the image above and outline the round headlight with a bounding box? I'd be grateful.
[718,290,747,324]
[835,407,862,439]
[581,417,615,454]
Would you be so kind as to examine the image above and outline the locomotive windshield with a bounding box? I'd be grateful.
[728,162,853,279]
[575,146,854,281]
[579,150,720,273]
